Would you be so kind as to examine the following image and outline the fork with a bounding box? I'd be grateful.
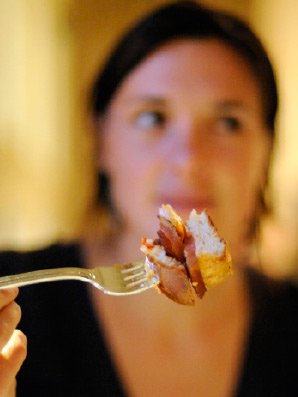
[0,260,159,296]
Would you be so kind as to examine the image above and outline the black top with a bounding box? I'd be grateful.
[0,244,298,397]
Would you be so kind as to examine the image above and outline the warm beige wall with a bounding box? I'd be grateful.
[250,0,298,276]
[0,0,90,249]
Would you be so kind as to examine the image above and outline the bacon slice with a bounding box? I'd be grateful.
[147,256,196,305]
[141,238,196,305]
[157,216,185,262]
[184,233,207,298]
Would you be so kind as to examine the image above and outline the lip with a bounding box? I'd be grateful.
[155,194,215,214]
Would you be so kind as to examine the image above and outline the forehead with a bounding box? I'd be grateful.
[112,38,261,110]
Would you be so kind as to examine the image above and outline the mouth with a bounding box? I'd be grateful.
[155,195,215,216]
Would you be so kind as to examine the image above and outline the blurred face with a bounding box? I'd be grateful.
[99,39,271,261]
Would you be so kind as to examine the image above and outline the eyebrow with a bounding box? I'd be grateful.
[214,100,256,116]
[126,96,255,116]
[215,100,248,110]
[126,95,167,106]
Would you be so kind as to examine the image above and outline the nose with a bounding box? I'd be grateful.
[167,119,206,169]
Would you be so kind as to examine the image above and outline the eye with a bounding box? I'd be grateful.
[134,110,166,129]
[219,116,242,133]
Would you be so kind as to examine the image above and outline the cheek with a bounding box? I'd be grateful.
[220,137,266,197]
[213,144,267,246]
[225,151,264,214]
[108,145,148,201]
[104,132,162,230]
[108,138,157,187]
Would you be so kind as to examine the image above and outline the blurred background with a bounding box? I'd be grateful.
[0,0,298,279]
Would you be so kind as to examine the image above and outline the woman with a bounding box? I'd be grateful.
[1,1,297,396]
[0,288,27,397]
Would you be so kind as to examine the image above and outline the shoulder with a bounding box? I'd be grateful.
[247,266,298,354]
[247,266,298,316]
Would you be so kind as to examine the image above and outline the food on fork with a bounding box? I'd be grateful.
[140,204,233,305]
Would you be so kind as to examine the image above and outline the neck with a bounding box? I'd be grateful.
[82,228,142,268]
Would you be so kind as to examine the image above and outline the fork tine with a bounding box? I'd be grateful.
[121,263,147,283]
[118,260,158,291]
[125,277,149,289]
[122,269,146,280]
[120,260,145,274]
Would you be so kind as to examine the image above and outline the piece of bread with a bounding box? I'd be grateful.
[185,209,232,295]
[140,204,232,305]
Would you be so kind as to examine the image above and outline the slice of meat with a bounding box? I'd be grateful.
[140,238,196,305]
[147,256,196,305]
[184,233,207,298]
[157,216,185,262]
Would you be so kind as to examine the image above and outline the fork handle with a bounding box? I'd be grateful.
[0,267,93,289]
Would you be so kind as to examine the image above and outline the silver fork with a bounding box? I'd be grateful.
[0,260,159,296]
